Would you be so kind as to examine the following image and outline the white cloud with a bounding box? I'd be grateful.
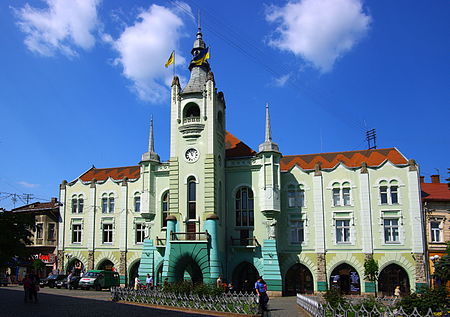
[274,74,291,87]
[14,0,101,57]
[17,181,39,188]
[266,0,371,72]
[108,4,191,104]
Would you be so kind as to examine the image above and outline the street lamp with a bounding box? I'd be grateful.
[429,255,441,288]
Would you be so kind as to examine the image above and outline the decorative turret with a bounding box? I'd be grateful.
[259,103,279,153]
[141,117,160,162]
[183,26,210,94]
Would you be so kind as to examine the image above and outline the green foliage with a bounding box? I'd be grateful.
[32,259,45,272]
[396,287,449,315]
[323,288,347,308]
[162,281,224,296]
[357,296,385,312]
[434,254,450,284]
[0,210,35,268]
[364,257,379,297]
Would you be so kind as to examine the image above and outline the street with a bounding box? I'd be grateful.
[0,285,214,317]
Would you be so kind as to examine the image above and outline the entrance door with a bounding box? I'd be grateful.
[285,263,314,295]
[378,264,410,297]
[329,263,360,295]
[187,222,196,240]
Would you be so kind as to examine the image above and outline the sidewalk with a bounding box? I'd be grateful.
[268,296,307,316]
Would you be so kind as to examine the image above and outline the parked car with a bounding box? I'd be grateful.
[79,270,119,291]
[40,274,67,288]
[56,277,69,289]
[0,274,8,286]
[68,275,82,290]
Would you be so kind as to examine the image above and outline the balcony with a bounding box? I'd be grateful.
[170,231,209,242]
[178,117,204,138]
[155,236,166,247]
[230,237,259,247]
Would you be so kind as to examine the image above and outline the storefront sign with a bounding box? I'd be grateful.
[39,254,56,264]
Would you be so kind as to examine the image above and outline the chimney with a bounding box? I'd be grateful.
[420,176,424,183]
[51,197,58,203]
[430,175,440,184]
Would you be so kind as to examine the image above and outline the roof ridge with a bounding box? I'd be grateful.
[282,147,397,158]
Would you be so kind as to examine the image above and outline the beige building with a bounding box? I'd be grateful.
[421,175,450,289]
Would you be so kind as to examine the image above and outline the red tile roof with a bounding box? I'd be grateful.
[79,165,140,182]
[280,148,408,171]
[12,201,60,212]
[225,131,256,158]
[421,183,450,201]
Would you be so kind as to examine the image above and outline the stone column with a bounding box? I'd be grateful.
[119,251,127,286]
[205,214,221,283]
[57,250,64,272]
[88,251,95,270]
[162,216,177,282]
[316,253,327,292]
[414,253,427,292]
[363,253,376,294]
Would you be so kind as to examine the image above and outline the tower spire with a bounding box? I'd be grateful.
[259,103,279,153]
[141,116,160,162]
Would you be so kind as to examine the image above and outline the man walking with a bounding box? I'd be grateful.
[255,276,269,314]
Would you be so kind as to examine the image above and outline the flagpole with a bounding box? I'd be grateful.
[173,50,176,77]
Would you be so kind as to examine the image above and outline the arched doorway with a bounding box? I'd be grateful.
[97,259,115,271]
[174,256,203,284]
[232,262,259,293]
[329,263,361,295]
[129,260,140,288]
[378,264,410,297]
[285,263,314,295]
[67,258,84,277]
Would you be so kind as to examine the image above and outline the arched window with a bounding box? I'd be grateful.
[379,180,399,205]
[134,193,141,212]
[108,194,115,213]
[102,194,115,213]
[188,177,196,220]
[72,195,78,213]
[332,182,351,207]
[162,191,169,228]
[72,195,84,213]
[235,187,254,227]
[184,103,200,118]
[78,194,84,213]
[101,194,108,213]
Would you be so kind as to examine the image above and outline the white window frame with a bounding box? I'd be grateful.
[378,180,401,205]
[134,194,141,213]
[383,218,400,244]
[380,210,403,245]
[289,218,304,244]
[47,223,56,240]
[72,223,82,244]
[331,182,352,207]
[135,223,145,244]
[287,184,305,208]
[335,219,351,244]
[430,220,443,242]
[102,223,113,244]
[36,223,44,240]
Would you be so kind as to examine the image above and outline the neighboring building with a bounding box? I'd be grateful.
[12,198,60,277]
[58,28,427,295]
[421,175,450,289]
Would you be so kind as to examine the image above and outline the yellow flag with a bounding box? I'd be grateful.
[165,51,174,68]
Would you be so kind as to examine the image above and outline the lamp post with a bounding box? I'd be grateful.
[430,255,440,288]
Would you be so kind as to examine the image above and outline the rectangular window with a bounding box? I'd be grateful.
[136,223,145,244]
[102,224,113,243]
[430,221,441,242]
[336,220,350,243]
[36,223,43,239]
[333,189,341,206]
[289,220,304,244]
[72,224,82,243]
[390,186,398,204]
[288,190,305,208]
[384,219,399,243]
[109,198,115,213]
[342,188,351,206]
[72,199,78,213]
[47,223,55,240]
[134,196,141,212]
[380,186,388,204]
[288,190,296,207]
[102,198,108,213]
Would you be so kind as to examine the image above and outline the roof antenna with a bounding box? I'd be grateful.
[198,9,201,31]
[366,128,377,150]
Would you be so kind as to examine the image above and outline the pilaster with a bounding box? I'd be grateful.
[205,215,221,279]
[88,180,96,251]
[316,253,327,291]
[119,250,127,285]
[313,171,325,253]
[169,158,179,214]
[119,180,128,251]
[204,155,215,213]
[359,170,373,253]
[407,161,424,253]
[88,251,94,270]
[58,181,67,252]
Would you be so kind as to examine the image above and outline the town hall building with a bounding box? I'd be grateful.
[57,28,427,296]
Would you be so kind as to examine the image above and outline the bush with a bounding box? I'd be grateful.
[323,288,348,308]
[396,286,448,315]
[162,281,224,296]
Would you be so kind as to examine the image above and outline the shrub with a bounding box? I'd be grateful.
[323,288,347,308]
[396,286,448,315]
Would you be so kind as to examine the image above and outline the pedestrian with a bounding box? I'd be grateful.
[23,274,32,303]
[29,272,39,303]
[216,275,223,288]
[394,285,401,298]
[145,274,153,289]
[134,275,140,290]
[228,283,234,293]
[255,276,269,314]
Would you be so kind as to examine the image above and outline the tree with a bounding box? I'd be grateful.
[0,210,35,269]
[364,256,379,297]
[433,242,450,285]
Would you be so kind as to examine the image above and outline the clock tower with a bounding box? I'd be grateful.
[168,27,226,243]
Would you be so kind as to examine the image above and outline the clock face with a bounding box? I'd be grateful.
[185,148,199,162]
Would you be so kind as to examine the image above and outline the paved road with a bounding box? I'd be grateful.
[0,285,306,317]
[0,285,213,317]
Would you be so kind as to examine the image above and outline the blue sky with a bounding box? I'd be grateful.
[0,0,449,209]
